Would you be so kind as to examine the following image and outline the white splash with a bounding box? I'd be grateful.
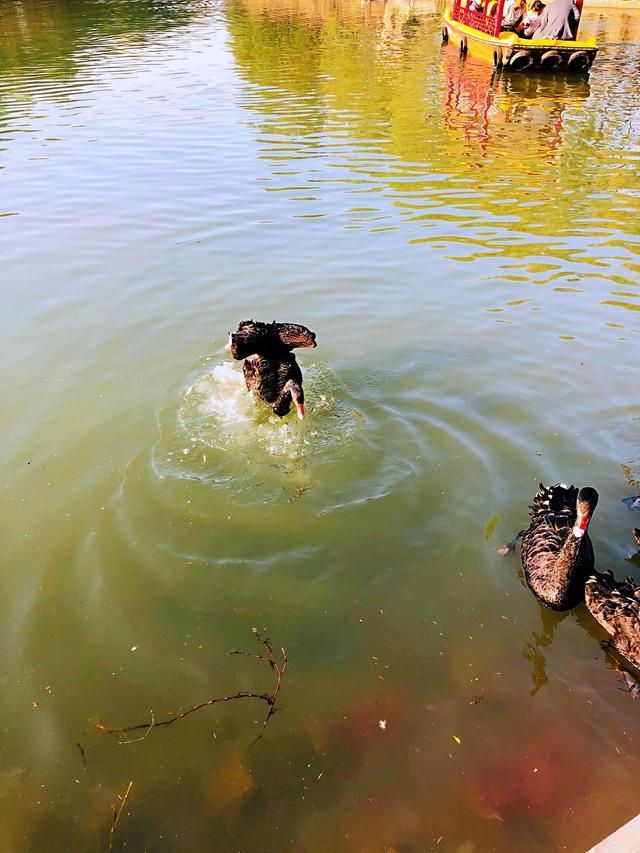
[175,361,352,462]
[192,362,252,428]
[153,360,356,501]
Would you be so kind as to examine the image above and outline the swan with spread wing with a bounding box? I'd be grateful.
[228,320,317,420]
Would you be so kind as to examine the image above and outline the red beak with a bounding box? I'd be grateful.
[296,404,305,420]
[578,511,590,531]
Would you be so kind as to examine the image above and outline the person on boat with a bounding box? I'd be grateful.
[500,0,526,32]
[522,0,545,36]
[525,0,580,39]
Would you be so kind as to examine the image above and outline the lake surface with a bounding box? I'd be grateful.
[2,0,640,849]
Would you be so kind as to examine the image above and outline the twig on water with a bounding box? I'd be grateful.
[116,710,155,745]
[76,741,87,770]
[96,629,287,746]
[108,780,133,853]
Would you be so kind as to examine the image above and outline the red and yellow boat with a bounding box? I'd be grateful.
[442,0,597,72]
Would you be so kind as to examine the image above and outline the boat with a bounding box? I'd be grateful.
[442,0,598,72]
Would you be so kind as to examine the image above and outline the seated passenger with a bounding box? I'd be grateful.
[526,0,580,39]
[501,0,526,32]
[523,0,545,36]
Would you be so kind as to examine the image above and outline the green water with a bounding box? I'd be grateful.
[2,0,640,849]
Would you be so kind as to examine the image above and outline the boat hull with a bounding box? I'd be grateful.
[442,12,598,72]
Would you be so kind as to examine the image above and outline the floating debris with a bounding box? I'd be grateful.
[621,464,640,488]
[485,516,499,542]
[622,496,640,511]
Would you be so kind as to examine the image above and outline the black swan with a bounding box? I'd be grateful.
[585,569,640,672]
[499,483,599,611]
[228,320,317,420]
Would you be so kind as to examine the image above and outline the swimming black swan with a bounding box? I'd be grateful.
[228,320,317,420]
[499,483,599,611]
[585,569,640,672]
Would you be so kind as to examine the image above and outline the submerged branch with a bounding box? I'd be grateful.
[108,780,133,853]
[96,629,287,745]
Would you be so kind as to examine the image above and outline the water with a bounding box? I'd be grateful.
[1,0,640,849]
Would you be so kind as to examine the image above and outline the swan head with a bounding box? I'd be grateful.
[573,487,598,538]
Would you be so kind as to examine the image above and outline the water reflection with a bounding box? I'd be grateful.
[441,51,590,165]
[522,603,611,697]
[522,607,564,696]
[582,9,640,43]
[0,0,195,78]
[0,0,199,170]
[226,0,640,315]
